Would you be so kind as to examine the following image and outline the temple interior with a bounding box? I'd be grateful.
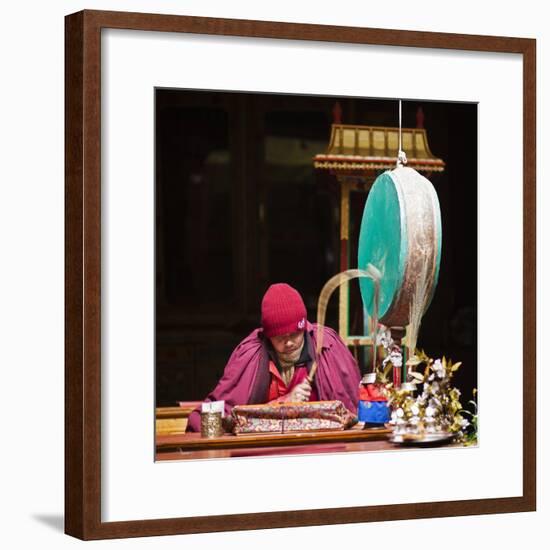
[154,89,477,409]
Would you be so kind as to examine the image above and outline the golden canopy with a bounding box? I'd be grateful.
[314,124,445,173]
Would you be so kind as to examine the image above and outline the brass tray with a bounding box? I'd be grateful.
[388,431,456,446]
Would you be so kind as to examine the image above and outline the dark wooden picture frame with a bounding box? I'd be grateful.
[65,9,536,540]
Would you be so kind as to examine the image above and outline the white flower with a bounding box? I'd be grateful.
[388,350,403,367]
[430,397,441,408]
[376,329,393,349]
[433,359,446,379]
[411,404,420,416]
[460,417,470,428]
[396,407,405,418]
[382,349,402,368]
[425,406,436,417]
[394,424,406,435]
[409,415,420,426]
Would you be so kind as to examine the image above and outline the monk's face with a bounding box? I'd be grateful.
[269,331,305,363]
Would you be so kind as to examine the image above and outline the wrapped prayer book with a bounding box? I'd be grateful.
[231,400,356,435]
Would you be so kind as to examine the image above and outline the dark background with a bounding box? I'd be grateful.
[155,89,477,408]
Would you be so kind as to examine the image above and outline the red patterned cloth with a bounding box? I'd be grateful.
[231,400,355,434]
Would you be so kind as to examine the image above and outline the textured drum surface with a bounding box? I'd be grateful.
[358,166,442,327]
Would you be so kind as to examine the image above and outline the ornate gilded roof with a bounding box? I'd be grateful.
[314,124,445,173]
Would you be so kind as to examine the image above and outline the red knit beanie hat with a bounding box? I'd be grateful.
[261,283,307,338]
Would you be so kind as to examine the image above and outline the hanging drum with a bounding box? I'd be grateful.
[358,166,442,327]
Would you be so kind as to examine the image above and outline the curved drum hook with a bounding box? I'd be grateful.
[308,265,382,384]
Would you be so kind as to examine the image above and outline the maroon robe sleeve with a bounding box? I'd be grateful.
[186,329,264,432]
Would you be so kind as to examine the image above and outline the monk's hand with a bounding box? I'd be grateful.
[288,380,311,402]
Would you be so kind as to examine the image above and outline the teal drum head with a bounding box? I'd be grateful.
[358,166,442,327]
[358,172,406,322]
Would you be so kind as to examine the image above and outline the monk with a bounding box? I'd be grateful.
[186,283,361,432]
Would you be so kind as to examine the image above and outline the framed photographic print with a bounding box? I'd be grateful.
[153,88,475,459]
[65,9,536,540]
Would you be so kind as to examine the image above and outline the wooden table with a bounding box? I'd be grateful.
[156,424,395,461]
